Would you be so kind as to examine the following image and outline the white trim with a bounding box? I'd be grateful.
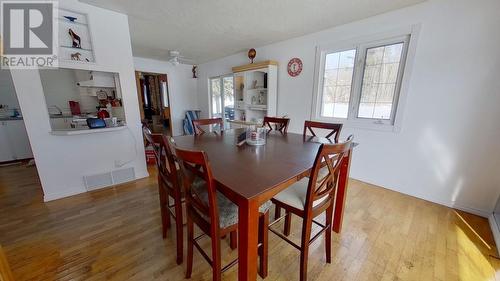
[452,203,490,218]
[311,24,421,132]
[49,125,127,136]
[208,73,234,120]
[352,176,491,218]
[489,214,500,256]
[44,170,149,202]
[43,186,85,202]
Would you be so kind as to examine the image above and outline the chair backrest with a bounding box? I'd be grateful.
[303,121,343,142]
[192,118,224,135]
[143,127,179,189]
[170,139,220,232]
[263,116,290,134]
[305,135,353,214]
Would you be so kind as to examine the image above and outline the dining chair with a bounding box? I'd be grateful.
[269,135,354,281]
[192,118,224,135]
[170,138,271,280]
[303,120,342,142]
[143,126,184,265]
[276,121,343,222]
[263,116,290,134]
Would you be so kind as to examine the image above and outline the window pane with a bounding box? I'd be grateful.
[321,49,356,118]
[222,77,234,127]
[210,78,222,118]
[358,42,404,119]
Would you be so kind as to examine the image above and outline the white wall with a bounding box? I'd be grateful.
[134,57,198,136]
[197,0,500,216]
[9,0,148,201]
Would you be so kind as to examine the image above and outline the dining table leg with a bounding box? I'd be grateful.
[238,199,260,281]
[333,149,352,233]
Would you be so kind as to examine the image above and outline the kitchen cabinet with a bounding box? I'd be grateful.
[0,123,13,162]
[0,120,33,162]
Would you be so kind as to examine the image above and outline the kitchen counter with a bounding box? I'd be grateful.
[50,124,127,136]
[0,116,23,121]
[49,114,74,119]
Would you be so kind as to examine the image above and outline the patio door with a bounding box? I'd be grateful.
[209,75,234,128]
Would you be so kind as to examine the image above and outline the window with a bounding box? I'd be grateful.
[313,32,413,130]
[209,75,234,128]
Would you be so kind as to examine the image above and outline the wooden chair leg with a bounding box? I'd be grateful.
[299,219,312,281]
[158,180,170,238]
[212,230,222,281]
[284,211,292,236]
[274,204,281,221]
[174,193,184,265]
[229,230,237,250]
[258,211,269,278]
[185,216,194,279]
[325,205,333,263]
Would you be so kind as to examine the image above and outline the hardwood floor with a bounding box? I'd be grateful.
[0,163,498,281]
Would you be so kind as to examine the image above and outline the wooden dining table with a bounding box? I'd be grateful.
[173,129,354,281]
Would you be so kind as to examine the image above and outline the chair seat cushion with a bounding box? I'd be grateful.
[191,177,272,228]
[273,178,327,210]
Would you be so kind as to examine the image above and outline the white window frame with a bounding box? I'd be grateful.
[311,25,420,132]
[208,74,234,124]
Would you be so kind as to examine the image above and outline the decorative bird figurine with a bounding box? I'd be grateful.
[63,16,77,22]
[68,29,81,48]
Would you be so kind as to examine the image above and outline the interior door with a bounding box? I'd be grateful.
[134,71,145,121]
[158,74,172,135]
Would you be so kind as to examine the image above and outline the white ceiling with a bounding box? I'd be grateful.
[79,0,426,64]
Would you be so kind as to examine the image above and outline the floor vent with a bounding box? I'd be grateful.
[84,172,113,191]
[112,167,135,185]
[84,167,135,191]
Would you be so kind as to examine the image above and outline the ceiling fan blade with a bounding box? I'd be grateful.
[178,57,195,64]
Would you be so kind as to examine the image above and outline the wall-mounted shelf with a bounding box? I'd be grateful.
[232,60,278,73]
[230,61,278,126]
[59,46,93,52]
[50,125,127,136]
[58,9,95,63]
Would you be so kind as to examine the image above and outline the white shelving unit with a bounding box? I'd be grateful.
[57,9,95,63]
[230,60,278,128]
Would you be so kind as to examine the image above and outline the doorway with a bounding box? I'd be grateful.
[0,69,34,165]
[0,69,42,199]
[209,74,234,129]
[135,71,172,135]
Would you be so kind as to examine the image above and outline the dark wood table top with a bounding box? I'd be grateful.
[173,129,334,200]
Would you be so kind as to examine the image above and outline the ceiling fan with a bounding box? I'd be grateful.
[167,50,194,66]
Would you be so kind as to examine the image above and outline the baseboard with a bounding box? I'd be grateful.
[452,203,490,218]
[488,214,500,257]
[43,171,150,202]
[44,187,85,202]
[350,177,490,218]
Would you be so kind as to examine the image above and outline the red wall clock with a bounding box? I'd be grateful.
[287,58,303,77]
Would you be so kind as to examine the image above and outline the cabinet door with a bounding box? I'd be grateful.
[0,122,14,162]
[4,120,33,160]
